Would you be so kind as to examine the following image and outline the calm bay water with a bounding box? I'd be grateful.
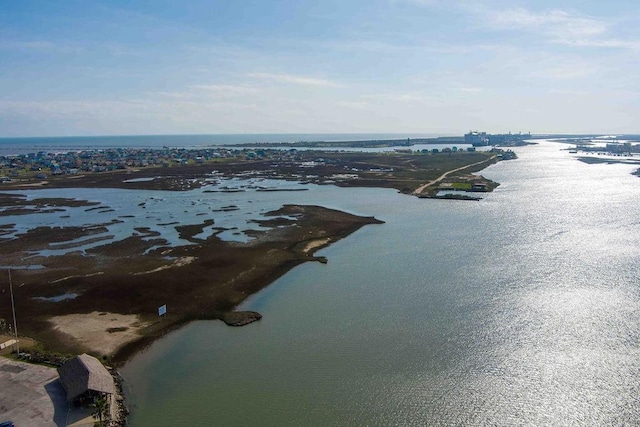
[110,140,640,425]
[4,135,638,424]
[112,143,640,426]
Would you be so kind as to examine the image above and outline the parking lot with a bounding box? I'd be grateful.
[0,357,66,426]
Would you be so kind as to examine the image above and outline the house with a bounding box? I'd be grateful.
[465,131,489,146]
[57,353,115,403]
[471,183,488,192]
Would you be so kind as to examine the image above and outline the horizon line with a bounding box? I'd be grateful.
[0,131,635,140]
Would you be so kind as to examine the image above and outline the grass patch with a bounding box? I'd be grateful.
[451,182,472,190]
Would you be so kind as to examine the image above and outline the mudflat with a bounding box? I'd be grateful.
[1,202,382,362]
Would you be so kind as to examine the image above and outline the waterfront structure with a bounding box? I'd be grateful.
[57,353,115,402]
[465,131,489,146]
[605,142,632,154]
[465,131,532,146]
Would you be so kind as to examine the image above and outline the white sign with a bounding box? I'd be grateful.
[158,304,167,316]
[0,339,17,350]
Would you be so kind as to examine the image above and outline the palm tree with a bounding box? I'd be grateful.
[92,395,109,426]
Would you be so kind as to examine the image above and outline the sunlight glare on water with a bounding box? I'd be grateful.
[120,141,640,425]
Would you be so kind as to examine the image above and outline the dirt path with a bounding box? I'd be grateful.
[412,155,497,195]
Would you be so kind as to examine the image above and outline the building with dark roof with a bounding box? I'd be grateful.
[57,353,115,402]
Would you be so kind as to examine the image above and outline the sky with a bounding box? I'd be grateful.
[1,0,640,137]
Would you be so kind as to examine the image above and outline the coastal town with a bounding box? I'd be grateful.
[1,146,271,180]
[0,142,515,189]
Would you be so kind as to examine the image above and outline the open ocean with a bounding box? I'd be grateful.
[0,133,443,155]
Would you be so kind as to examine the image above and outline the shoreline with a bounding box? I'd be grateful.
[0,148,505,425]
[2,202,384,364]
[3,204,383,426]
[1,149,504,363]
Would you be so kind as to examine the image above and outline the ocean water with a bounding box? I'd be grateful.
[0,133,442,155]
[118,140,640,425]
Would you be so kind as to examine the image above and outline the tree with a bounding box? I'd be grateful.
[92,395,109,426]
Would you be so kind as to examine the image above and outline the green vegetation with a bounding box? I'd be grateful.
[92,395,109,426]
[451,182,473,190]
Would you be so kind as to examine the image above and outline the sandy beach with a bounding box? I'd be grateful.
[49,311,149,356]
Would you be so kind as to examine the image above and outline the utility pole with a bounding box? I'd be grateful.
[8,269,18,355]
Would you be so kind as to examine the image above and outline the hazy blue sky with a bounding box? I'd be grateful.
[2,0,640,137]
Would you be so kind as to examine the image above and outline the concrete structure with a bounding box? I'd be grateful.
[0,339,17,350]
[0,357,67,426]
[465,131,488,146]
